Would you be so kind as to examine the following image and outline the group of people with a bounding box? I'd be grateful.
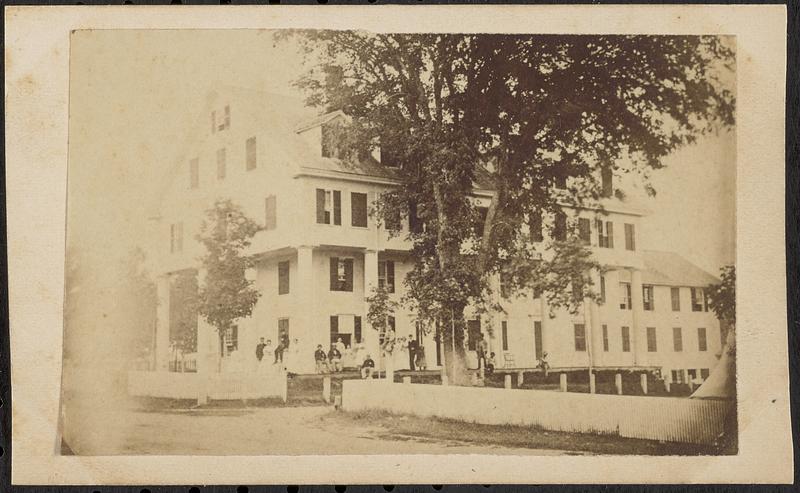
[255,336,300,372]
[313,339,377,379]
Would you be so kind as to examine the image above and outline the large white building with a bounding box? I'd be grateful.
[149,86,725,385]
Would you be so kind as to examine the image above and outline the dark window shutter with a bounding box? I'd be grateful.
[595,219,604,247]
[409,201,423,233]
[330,315,339,343]
[354,316,362,343]
[601,168,613,197]
[554,211,567,241]
[316,189,326,224]
[387,261,395,293]
[579,218,591,245]
[351,192,368,227]
[333,190,342,225]
[606,221,614,248]
[265,195,277,230]
[330,257,339,291]
[344,258,354,291]
[501,321,508,351]
[530,212,543,242]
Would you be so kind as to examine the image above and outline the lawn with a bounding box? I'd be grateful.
[320,408,729,456]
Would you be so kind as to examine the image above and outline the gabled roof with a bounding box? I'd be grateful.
[641,250,720,287]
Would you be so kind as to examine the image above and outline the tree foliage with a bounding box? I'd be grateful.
[286,31,735,381]
[365,285,399,351]
[707,264,735,326]
[196,199,262,354]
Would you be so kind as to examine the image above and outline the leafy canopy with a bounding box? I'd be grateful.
[707,265,735,326]
[196,199,262,336]
[289,31,735,325]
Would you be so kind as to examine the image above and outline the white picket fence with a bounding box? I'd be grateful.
[128,370,287,402]
[342,380,732,445]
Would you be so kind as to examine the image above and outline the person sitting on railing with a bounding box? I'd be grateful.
[314,344,329,374]
[361,355,376,379]
[328,344,343,373]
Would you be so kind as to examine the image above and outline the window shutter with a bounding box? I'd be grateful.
[316,189,326,224]
[387,261,395,293]
[578,218,591,245]
[330,257,338,291]
[501,321,509,351]
[601,168,613,197]
[410,201,423,233]
[333,190,342,225]
[265,195,277,230]
[351,192,368,227]
[606,221,614,248]
[330,315,339,343]
[530,212,543,242]
[354,316,362,343]
[246,137,257,170]
[344,258,354,291]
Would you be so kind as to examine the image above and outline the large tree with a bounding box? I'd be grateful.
[196,199,262,369]
[287,32,735,384]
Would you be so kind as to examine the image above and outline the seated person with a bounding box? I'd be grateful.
[328,344,343,373]
[486,352,496,375]
[314,344,329,373]
[361,354,376,379]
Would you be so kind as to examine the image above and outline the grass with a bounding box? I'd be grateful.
[320,408,729,456]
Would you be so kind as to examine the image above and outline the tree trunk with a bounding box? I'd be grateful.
[439,306,471,386]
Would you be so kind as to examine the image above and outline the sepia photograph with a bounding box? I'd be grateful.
[59,27,739,457]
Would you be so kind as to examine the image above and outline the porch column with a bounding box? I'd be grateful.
[587,269,603,368]
[296,246,315,371]
[155,275,171,371]
[363,249,379,353]
[630,268,645,366]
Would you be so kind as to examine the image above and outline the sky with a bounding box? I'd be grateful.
[67,29,736,280]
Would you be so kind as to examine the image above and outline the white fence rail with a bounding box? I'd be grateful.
[128,371,287,402]
[342,380,731,445]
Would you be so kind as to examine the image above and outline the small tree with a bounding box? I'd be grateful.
[196,199,262,369]
[707,265,735,328]
[365,285,399,380]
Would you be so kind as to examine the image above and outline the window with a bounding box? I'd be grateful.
[216,148,227,180]
[278,318,289,345]
[601,168,613,197]
[224,105,231,129]
[700,368,710,380]
[619,282,632,310]
[554,210,567,241]
[691,287,706,312]
[500,271,512,299]
[673,327,683,352]
[354,316,362,343]
[602,324,609,352]
[697,327,708,351]
[599,275,606,303]
[596,220,614,248]
[572,277,584,300]
[474,206,488,238]
[351,192,368,228]
[329,257,354,292]
[621,326,631,352]
[316,189,341,225]
[378,260,395,293]
[534,321,543,360]
[265,195,277,230]
[553,172,568,189]
[467,319,481,351]
[578,218,591,245]
[643,285,654,311]
[501,321,509,351]
[211,110,216,134]
[624,223,636,251]
[224,325,238,352]
[529,211,543,242]
[170,222,183,253]
[671,369,685,384]
[278,261,290,295]
[246,137,257,171]
[646,327,657,352]
[573,324,586,351]
[687,369,697,381]
[671,287,681,311]
[189,158,199,189]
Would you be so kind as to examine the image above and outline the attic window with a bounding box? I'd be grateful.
[211,105,231,133]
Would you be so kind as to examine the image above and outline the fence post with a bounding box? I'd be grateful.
[559,373,568,392]
[517,371,525,388]
[640,373,648,394]
[403,376,411,385]
[589,373,596,394]
[323,376,331,403]
[504,374,512,389]
[615,373,623,395]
